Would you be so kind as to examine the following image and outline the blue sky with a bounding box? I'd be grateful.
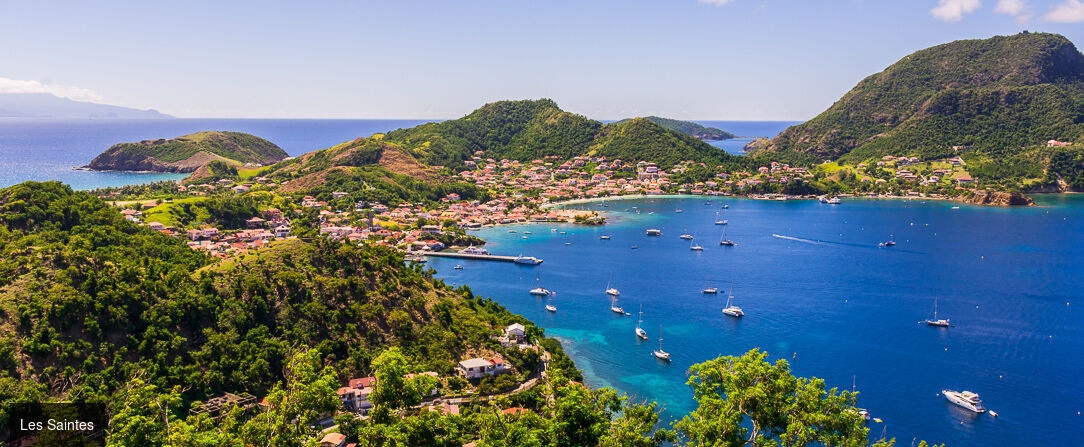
[2,0,1082,120]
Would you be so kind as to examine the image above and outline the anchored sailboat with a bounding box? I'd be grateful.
[925,298,950,327]
[723,281,744,317]
[610,295,624,315]
[529,270,551,296]
[653,325,671,361]
[719,227,735,246]
[636,304,648,340]
[605,273,620,296]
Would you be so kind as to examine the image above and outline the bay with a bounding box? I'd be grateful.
[431,195,1084,447]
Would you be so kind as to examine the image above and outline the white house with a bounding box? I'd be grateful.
[457,358,495,379]
[505,323,526,338]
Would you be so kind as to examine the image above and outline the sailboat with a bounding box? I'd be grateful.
[719,227,735,246]
[605,274,620,296]
[610,295,624,314]
[529,270,551,296]
[679,228,693,240]
[690,236,704,251]
[702,279,718,294]
[714,212,727,225]
[545,296,557,313]
[925,298,950,327]
[722,281,744,317]
[882,234,896,246]
[635,304,648,340]
[653,325,671,361]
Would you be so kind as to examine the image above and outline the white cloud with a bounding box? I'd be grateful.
[698,0,736,5]
[0,77,104,102]
[994,0,1025,14]
[1043,0,1084,22]
[994,0,1032,23]
[930,0,982,21]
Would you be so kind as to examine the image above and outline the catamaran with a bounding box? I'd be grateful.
[942,389,986,413]
[610,296,624,314]
[925,298,950,327]
[719,227,735,246]
[723,282,744,317]
[529,270,551,296]
[679,228,694,240]
[714,212,727,225]
[605,274,620,296]
[636,305,648,340]
[702,279,718,294]
[653,325,671,361]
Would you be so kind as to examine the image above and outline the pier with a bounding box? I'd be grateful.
[420,251,543,265]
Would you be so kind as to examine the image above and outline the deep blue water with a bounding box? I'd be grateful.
[0,118,434,189]
[431,195,1084,446]
[694,120,800,155]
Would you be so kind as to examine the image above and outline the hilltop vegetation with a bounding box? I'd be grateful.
[385,99,749,170]
[616,116,736,140]
[751,32,1084,190]
[86,131,288,173]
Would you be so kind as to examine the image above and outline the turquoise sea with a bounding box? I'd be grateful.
[430,195,1084,446]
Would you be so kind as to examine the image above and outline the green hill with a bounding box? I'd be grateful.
[385,99,746,169]
[0,181,533,407]
[751,32,1084,189]
[616,116,736,140]
[86,131,288,173]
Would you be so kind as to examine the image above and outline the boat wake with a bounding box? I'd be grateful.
[772,233,926,254]
[772,234,826,245]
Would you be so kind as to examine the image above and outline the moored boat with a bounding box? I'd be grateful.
[942,389,986,413]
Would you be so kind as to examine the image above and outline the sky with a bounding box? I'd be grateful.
[1,0,1082,120]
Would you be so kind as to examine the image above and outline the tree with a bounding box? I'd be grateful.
[369,348,440,412]
[676,349,908,447]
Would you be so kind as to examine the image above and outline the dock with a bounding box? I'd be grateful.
[421,251,542,264]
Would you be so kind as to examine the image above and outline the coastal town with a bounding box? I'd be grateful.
[106,149,1006,260]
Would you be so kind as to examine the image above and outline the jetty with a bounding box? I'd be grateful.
[421,251,543,265]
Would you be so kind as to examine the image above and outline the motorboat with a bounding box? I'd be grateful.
[646,229,662,236]
[942,389,986,413]
[514,256,543,265]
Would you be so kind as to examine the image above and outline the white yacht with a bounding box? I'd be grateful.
[943,389,986,413]
[925,298,950,327]
[653,326,671,361]
[610,296,624,314]
[459,246,490,255]
[636,305,648,340]
[600,235,611,240]
[690,241,704,251]
[529,271,551,296]
[646,229,662,236]
[723,283,744,317]
[514,255,543,265]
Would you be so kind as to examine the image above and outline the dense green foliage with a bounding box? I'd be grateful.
[615,116,736,140]
[0,182,531,430]
[755,32,1084,189]
[89,131,287,166]
[385,99,750,170]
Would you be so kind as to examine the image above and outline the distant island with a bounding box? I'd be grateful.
[616,116,736,140]
[749,32,1084,193]
[0,92,172,119]
[85,131,288,173]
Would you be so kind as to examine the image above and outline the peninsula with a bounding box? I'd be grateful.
[85,131,288,173]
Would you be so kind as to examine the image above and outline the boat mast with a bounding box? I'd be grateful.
[637,304,643,330]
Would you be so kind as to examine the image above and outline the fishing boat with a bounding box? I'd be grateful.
[645,229,662,236]
[529,270,551,296]
[925,298,950,327]
[653,326,671,361]
[722,282,744,317]
[942,389,986,413]
[635,305,648,340]
[545,296,557,313]
[610,296,624,314]
[719,227,735,246]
